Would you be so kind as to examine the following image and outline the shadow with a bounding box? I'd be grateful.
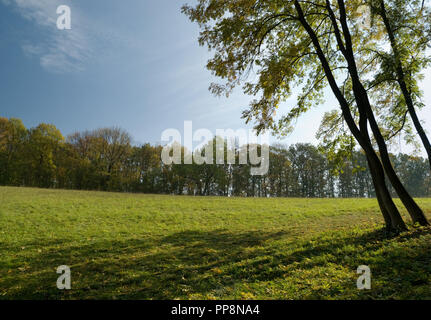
[0,229,287,299]
[1,227,431,299]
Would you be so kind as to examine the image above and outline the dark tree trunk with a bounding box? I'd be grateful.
[359,110,406,232]
[334,0,429,226]
[294,0,408,232]
[366,153,406,232]
[380,0,431,171]
[365,107,429,226]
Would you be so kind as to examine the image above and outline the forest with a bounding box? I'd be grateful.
[1,117,429,198]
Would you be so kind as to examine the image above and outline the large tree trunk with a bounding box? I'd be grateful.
[359,111,406,232]
[379,0,431,171]
[333,0,429,226]
[366,152,407,232]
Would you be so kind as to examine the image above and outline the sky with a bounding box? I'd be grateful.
[0,0,430,154]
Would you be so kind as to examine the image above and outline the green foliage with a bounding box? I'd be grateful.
[26,124,64,188]
[182,0,431,173]
[182,0,333,134]
[1,187,430,299]
[364,0,431,144]
[0,117,27,185]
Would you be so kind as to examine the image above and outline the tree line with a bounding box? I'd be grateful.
[1,117,430,198]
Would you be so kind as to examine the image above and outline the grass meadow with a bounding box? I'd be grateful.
[0,186,430,300]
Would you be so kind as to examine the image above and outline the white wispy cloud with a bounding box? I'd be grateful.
[3,0,92,73]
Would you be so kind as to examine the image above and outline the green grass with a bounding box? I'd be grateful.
[1,186,430,300]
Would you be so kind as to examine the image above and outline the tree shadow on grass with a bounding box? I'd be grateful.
[1,227,431,299]
[0,229,287,299]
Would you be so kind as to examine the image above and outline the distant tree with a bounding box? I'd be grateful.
[25,124,64,188]
[392,154,430,197]
[67,131,105,190]
[0,118,27,186]
[268,144,292,197]
[131,144,163,193]
[91,127,132,191]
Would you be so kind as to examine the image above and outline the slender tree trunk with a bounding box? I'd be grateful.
[367,102,429,226]
[294,0,407,232]
[354,82,429,226]
[379,0,431,171]
[403,93,431,171]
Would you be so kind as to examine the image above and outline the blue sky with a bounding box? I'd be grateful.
[0,0,430,153]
